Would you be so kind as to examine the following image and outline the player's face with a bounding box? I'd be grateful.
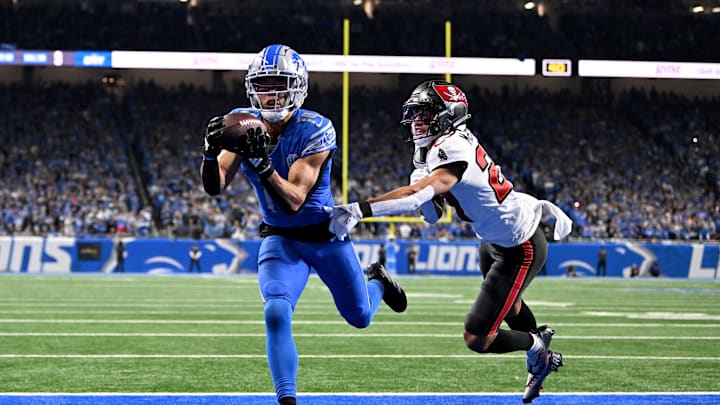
[251,76,288,109]
[411,109,433,137]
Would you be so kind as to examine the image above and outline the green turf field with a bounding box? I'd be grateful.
[1,274,718,394]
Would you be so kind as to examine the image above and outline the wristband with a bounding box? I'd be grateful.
[359,201,373,218]
[257,165,274,179]
[250,157,274,179]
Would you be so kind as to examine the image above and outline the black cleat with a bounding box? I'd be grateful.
[278,396,296,405]
[367,263,407,313]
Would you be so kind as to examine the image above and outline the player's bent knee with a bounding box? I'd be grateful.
[342,308,372,329]
[463,330,492,353]
[264,297,292,329]
[262,280,290,298]
[262,281,293,330]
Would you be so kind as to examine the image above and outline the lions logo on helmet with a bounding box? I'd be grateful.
[400,80,471,148]
[245,44,308,123]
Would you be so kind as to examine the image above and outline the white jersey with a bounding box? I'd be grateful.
[425,127,572,247]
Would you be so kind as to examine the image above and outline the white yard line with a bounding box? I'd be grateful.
[0,332,718,339]
[0,319,719,327]
[1,392,719,396]
[0,354,717,361]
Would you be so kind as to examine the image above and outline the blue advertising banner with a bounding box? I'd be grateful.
[0,237,717,279]
[0,51,16,64]
[74,51,112,67]
[20,51,51,65]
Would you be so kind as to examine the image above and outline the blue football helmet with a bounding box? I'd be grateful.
[245,44,308,123]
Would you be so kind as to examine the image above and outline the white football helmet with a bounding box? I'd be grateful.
[245,44,308,123]
[400,80,471,148]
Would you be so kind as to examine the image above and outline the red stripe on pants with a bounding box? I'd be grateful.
[489,240,534,335]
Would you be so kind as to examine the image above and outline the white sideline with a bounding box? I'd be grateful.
[0,354,718,361]
[0,319,719,327]
[1,392,720,396]
[0,332,719,340]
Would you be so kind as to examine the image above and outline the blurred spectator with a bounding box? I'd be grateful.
[596,246,607,277]
[649,262,661,278]
[188,244,202,273]
[114,240,126,272]
[378,243,386,267]
[407,245,417,274]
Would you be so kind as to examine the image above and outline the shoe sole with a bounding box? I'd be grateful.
[522,351,564,403]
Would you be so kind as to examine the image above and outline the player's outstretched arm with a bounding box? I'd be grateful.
[410,168,444,224]
[325,168,457,239]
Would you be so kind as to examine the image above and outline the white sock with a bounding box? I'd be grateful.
[528,333,543,353]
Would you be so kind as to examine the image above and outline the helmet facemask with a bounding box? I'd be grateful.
[245,45,308,123]
[400,80,471,148]
[401,104,441,148]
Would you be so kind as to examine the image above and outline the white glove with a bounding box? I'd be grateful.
[409,167,429,185]
[323,203,363,241]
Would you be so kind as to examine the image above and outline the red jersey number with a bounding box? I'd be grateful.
[475,145,513,203]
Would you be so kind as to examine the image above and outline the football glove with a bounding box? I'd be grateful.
[202,115,224,159]
[324,203,365,241]
[245,127,274,178]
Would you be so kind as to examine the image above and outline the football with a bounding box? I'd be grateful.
[217,112,266,155]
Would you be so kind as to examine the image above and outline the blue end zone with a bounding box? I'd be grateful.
[1,394,719,405]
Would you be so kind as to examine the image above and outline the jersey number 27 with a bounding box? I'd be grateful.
[475,144,513,203]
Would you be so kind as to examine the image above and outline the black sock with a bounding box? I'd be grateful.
[486,329,534,353]
[504,300,537,332]
[279,396,297,405]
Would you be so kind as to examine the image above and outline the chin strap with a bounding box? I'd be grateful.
[261,109,291,123]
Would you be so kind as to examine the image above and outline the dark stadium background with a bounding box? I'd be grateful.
[0,1,719,404]
[0,0,717,244]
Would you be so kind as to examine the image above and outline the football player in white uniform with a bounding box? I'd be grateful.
[325,80,572,403]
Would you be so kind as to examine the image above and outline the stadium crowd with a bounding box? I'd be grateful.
[1,0,718,61]
[0,81,717,242]
[0,0,717,241]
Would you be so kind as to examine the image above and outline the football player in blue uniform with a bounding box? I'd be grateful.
[200,44,407,405]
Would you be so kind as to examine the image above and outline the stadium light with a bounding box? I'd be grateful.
[691,5,704,13]
[524,1,536,10]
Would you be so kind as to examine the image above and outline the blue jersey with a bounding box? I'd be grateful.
[228,107,336,227]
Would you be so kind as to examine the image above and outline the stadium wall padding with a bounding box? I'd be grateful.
[0,237,717,279]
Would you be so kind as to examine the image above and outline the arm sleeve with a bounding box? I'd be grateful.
[201,158,222,196]
[368,185,436,217]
